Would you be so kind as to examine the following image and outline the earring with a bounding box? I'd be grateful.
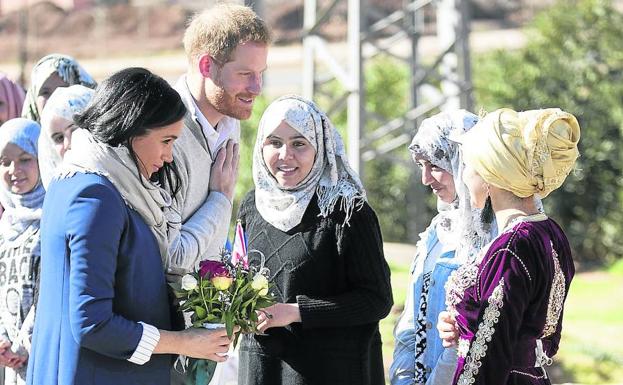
[480,185,494,224]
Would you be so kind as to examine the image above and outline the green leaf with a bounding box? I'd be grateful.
[194,306,207,319]
[255,297,275,309]
[168,282,182,291]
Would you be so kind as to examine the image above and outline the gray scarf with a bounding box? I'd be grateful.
[57,128,176,265]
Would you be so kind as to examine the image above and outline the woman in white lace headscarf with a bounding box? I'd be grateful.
[21,54,96,123]
[390,110,495,385]
[237,95,392,385]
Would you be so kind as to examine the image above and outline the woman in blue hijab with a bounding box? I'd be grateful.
[0,118,43,385]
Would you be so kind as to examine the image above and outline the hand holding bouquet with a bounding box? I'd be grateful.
[169,223,274,383]
[172,251,274,345]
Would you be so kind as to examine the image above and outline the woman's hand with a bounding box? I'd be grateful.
[437,311,459,348]
[209,140,240,202]
[155,326,239,362]
[0,340,27,369]
[256,303,301,334]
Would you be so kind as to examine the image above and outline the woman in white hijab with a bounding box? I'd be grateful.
[237,95,393,385]
[38,85,94,189]
[21,54,96,123]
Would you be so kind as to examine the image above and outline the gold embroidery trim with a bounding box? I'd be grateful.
[542,241,565,338]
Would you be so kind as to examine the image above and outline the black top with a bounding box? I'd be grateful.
[237,191,393,385]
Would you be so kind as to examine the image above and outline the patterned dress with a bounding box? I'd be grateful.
[0,228,39,385]
[447,215,574,384]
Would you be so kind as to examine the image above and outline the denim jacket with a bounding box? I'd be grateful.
[390,215,460,385]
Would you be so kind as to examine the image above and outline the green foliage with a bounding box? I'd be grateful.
[234,95,271,219]
[607,257,623,276]
[473,0,623,264]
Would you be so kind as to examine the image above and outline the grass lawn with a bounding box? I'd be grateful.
[552,260,623,383]
[380,244,623,384]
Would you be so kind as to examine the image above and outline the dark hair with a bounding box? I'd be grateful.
[74,67,186,196]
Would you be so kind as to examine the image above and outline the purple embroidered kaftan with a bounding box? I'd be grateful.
[451,217,574,385]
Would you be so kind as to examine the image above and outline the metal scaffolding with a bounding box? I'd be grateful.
[302,0,473,173]
[302,0,473,240]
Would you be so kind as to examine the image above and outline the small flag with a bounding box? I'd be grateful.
[231,221,248,269]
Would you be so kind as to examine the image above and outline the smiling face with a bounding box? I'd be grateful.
[462,163,488,208]
[48,115,76,158]
[262,121,316,189]
[130,120,184,179]
[0,142,40,194]
[36,72,69,114]
[205,42,268,122]
[415,157,456,203]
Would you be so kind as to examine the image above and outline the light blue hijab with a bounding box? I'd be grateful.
[0,118,45,244]
[39,85,95,188]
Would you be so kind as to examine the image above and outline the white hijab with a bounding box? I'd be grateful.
[253,95,366,232]
[39,85,94,189]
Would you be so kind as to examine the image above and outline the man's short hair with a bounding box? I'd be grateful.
[183,3,272,66]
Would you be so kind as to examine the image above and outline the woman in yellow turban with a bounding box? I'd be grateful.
[437,108,580,384]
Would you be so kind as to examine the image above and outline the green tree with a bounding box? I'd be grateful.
[473,0,623,265]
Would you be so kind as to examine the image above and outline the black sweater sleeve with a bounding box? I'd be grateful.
[296,202,393,328]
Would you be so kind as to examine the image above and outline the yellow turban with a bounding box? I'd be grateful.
[457,108,580,198]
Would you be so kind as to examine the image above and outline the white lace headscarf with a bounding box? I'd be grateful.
[253,95,366,232]
[409,110,495,263]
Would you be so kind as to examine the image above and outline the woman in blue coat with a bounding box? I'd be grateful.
[26,68,234,385]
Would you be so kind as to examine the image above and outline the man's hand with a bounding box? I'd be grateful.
[209,140,240,202]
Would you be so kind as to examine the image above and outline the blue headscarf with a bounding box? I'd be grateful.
[0,118,45,244]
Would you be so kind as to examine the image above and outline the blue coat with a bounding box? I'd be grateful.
[26,173,173,385]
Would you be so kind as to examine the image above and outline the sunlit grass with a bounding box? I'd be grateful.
[554,268,623,383]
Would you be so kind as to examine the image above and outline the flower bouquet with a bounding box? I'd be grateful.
[169,222,275,384]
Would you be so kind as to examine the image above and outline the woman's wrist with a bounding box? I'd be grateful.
[153,329,181,355]
[287,303,302,323]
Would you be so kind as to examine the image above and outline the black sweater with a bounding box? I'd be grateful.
[237,191,393,385]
